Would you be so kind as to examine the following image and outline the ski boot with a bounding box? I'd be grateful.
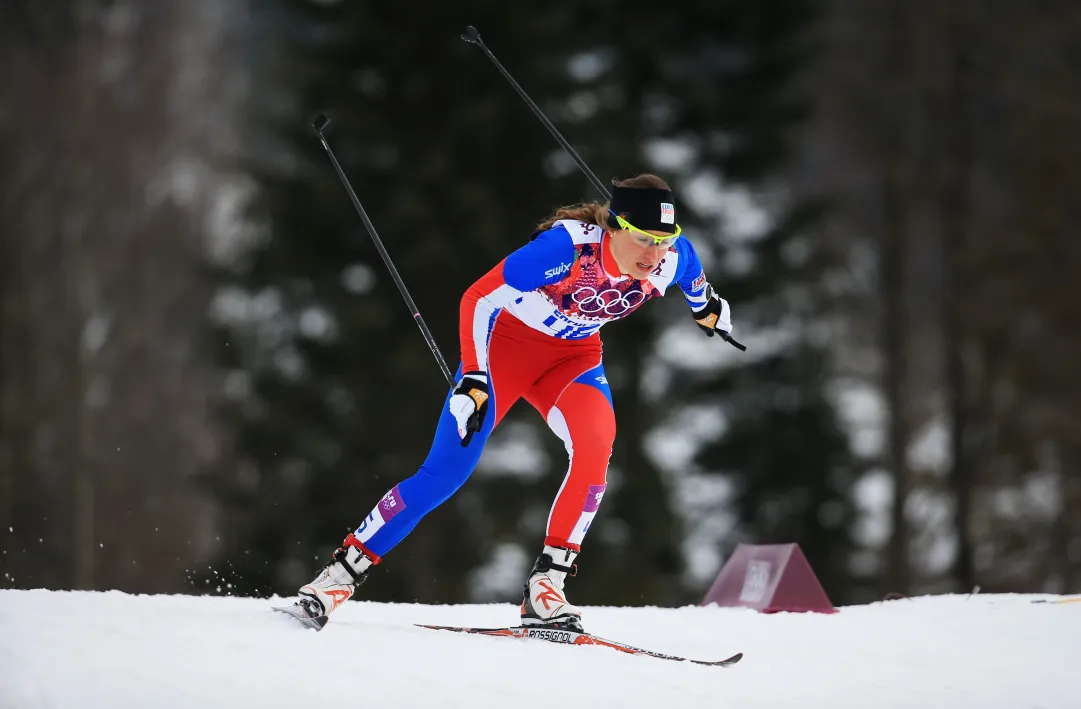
[293,533,376,621]
[521,545,583,632]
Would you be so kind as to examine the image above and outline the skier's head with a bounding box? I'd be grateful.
[605,174,680,279]
[535,173,680,280]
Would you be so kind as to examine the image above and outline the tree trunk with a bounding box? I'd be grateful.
[1061,444,1081,593]
[940,1,976,593]
[881,0,912,597]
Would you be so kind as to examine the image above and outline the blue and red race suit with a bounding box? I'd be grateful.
[349,220,712,560]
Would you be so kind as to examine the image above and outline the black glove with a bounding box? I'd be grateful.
[693,285,732,337]
[448,372,489,446]
[693,285,746,351]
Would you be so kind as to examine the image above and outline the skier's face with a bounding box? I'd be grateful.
[609,228,671,279]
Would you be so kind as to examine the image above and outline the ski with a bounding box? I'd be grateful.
[416,623,743,667]
[272,604,328,631]
[272,607,742,667]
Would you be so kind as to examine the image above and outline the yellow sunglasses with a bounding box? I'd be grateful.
[609,209,681,247]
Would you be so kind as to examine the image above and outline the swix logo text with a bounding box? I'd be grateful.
[544,262,572,279]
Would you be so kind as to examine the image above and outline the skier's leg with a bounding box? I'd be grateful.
[355,320,560,558]
[520,358,614,631]
[352,370,498,556]
[294,317,543,618]
[293,368,497,618]
[539,362,614,551]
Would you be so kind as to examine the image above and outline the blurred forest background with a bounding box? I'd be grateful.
[2,0,1080,608]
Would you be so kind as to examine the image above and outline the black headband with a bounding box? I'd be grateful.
[605,186,679,234]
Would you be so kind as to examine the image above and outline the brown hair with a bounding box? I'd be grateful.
[534,173,672,232]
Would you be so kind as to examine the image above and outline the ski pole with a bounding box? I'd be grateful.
[461,26,745,352]
[311,113,457,389]
[461,26,610,201]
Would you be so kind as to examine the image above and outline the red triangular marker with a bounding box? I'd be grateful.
[700,543,836,614]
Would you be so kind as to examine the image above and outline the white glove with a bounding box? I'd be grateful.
[448,372,489,446]
[692,284,733,337]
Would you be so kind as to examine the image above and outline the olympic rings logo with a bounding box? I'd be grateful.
[571,286,646,316]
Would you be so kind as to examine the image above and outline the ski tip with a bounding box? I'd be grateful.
[692,651,743,667]
[415,623,494,634]
[272,604,328,631]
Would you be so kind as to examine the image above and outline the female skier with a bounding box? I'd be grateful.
[289,173,734,631]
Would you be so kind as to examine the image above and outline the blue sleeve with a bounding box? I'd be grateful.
[501,224,577,291]
[672,237,711,310]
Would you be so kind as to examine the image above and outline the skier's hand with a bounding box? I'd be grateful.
[693,285,746,351]
[448,372,489,446]
[692,284,732,338]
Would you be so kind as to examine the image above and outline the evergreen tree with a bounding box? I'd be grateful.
[208,2,606,602]
[530,0,861,604]
[655,2,863,602]
[208,0,855,608]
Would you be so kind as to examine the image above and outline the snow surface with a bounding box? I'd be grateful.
[1,590,1078,709]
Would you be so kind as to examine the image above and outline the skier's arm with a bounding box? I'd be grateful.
[459,225,576,373]
[673,237,733,338]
